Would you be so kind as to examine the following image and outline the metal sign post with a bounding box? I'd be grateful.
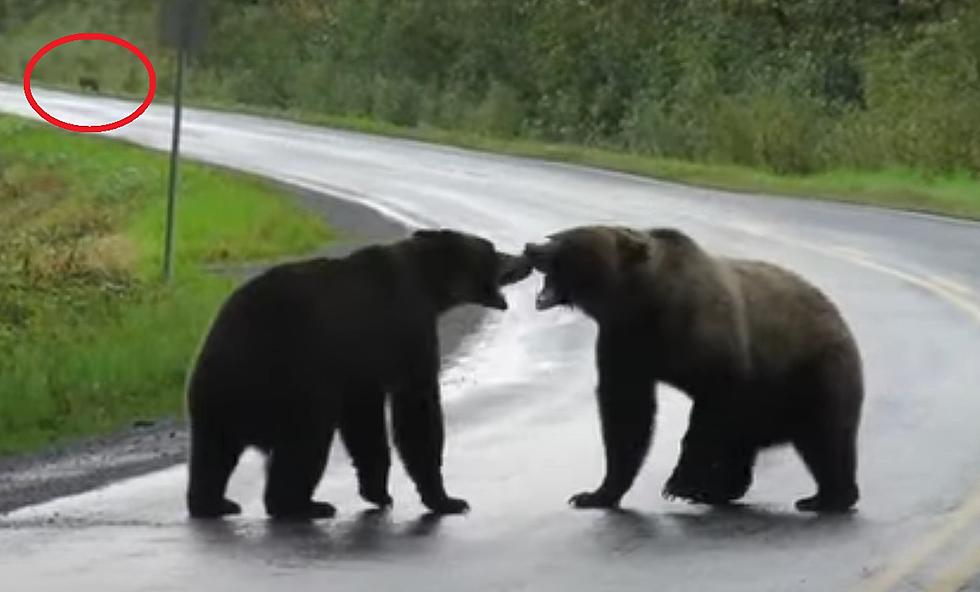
[163,44,186,282]
[159,0,207,282]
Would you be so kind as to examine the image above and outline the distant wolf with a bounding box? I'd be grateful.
[78,76,100,93]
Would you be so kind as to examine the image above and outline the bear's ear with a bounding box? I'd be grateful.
[616,233,649,268]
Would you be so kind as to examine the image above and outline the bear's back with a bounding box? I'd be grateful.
[725,258,857,382]
[197,246,429,385]
[642,230,856,388]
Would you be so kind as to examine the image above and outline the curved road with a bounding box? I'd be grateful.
[2,85,980,592]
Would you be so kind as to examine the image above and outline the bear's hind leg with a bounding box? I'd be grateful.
[264,425,337,520]
[666,441,756,505]
[703,445,757,505]
[187,426,244,519]
[792,350,862,514]
[664,401,755,505]
[793,425,859,513]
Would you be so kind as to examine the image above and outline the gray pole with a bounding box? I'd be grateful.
[163,45,186,283]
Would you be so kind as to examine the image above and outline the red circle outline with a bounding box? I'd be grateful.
[23,33,157,133]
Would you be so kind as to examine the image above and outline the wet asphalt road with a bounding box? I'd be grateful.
[2,85,980,592]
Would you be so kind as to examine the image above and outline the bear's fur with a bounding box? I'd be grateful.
[186,229,531,520]
[524,226,863,513]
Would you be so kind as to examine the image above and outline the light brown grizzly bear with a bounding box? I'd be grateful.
[524,226,863,513]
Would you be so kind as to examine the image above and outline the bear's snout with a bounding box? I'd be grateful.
[523,242,551,271]
[497,253,533,286]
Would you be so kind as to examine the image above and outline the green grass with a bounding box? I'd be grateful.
[0,115,331,454]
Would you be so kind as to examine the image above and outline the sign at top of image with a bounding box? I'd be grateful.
[159,0,208,52]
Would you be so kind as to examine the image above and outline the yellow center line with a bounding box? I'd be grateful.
[774,237,980,592]
[861,489,980,592]
[790,249,980,592]
[833,254,980,326]
[926,544,980,592]
[722,222,980,591]
[926,274,976,298]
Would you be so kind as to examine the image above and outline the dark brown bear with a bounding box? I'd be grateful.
[78,76,100,93]
[524,226,863,513]
[186,229,531,520]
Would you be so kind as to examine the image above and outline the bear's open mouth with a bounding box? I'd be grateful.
[535,278,567,310]
[480,287,509,310]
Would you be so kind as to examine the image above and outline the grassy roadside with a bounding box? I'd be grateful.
[0,115,331,454]
[9,77,980,220]
[247,107,980,222]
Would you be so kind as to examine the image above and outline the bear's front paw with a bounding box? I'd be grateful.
[188,497,242,519]
[423,495,470,515]
[795,493,857,514]
[268,500,337,521]
[568,489,620,509]
[309,501,338,519]
[360,486,394,509]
